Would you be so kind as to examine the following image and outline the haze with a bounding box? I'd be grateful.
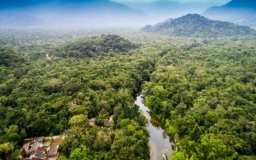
[0,0,232,29]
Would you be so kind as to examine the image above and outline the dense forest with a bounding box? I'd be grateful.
[143,39,256,160]
[0,30,256,160]
[0,33,157,160]
[55,34,138,58]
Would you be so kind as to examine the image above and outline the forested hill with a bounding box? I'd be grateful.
[55,34,138,58]
[0,47,25,67]
[143,14,256,37]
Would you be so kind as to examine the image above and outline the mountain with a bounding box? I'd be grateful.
[205,0,256,27]
[0,0,143,28]
[55,34,138,58]
[0,0,128,10]
[218,0,256,10]
[143,14,256,37]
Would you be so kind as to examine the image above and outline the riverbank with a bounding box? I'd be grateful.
[135,95,172,160]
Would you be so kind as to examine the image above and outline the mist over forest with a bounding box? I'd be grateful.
[0,1,256,160]
[0,0,239,29]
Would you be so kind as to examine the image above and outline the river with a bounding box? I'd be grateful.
[135,95,173,160]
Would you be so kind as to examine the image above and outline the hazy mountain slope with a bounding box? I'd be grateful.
[205,0,256,27]
[0,0,129,10]
[143,14,256,37]
[219,0,256,10]
[0,0,143,28]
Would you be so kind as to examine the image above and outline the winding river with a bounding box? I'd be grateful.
[135,95,173,160]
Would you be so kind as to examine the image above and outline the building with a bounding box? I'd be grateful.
[22,136,64,160]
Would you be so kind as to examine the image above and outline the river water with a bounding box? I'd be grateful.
[135,95,172,160]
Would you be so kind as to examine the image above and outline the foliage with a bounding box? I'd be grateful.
[56,34,138,58]
[0,34,155,160]
[143,39,256,159]
[1,30,256,160]
[0,47,25,67]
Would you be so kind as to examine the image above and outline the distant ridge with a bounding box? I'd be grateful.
[213,0,256,10]
[0,0,126,10]
[205,0,256,27]
[143,14,256,37]
[0,0,143,28]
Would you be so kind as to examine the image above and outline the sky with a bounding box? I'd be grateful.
[113,0,231,5]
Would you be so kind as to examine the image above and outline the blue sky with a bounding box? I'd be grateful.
[113,0,231,5]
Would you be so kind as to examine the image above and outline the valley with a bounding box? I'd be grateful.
[2,0,256,159]
[1,1,256,158]
[135,95,173,160]
[0,28,255,160]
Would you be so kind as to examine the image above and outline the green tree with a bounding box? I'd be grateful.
[70,146,90,160]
